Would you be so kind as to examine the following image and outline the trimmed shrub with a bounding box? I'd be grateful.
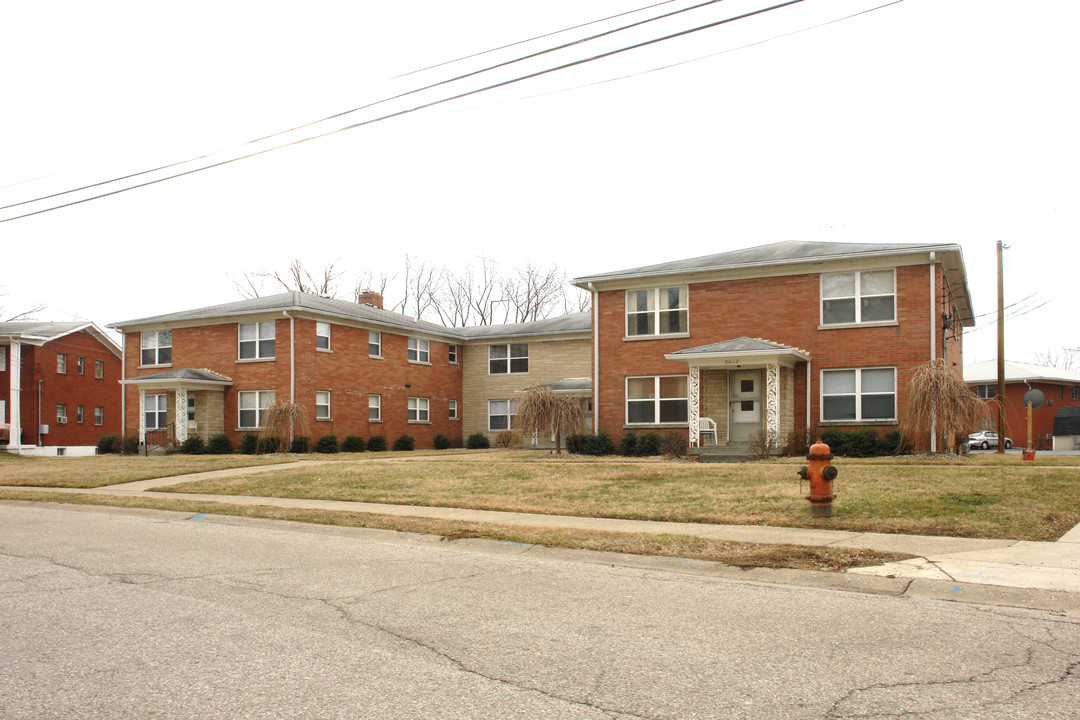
[581,431,616,456]
[466,432,490,450]
[565,433,588,455]
[393,434,414,452]
[495,430,518,448]
[341,435,366,453]
[819,429,847,457]
[179,436,205,454]
[96,435,119,454]
[636,432,662,456]
[878,430,909,456]
[289,436,310,454]
[314,435,338,453]
[367,435,387,452]
[433,434,452,450]
[122,434,140,455]
[240,432,259,455]
[660,431,687,458]
[259,436,282,454]
[619,433,638,456]
[206,433,233,455]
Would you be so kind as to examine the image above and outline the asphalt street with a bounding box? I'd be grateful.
[2,502,1078,719]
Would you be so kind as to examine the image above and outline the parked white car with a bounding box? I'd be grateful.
[967,431,1012,450]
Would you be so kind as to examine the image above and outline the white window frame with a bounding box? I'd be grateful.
[625,287,689,337]
[488,400,518,431]
[94,406,104,425]
[0,347,6,372]
[238,390,274,429]
[821,367,897,422]
[369,331,382,357]
[77,356,84,374]
[316,322,331,351]
[140,330,172,366]
[820,270,896,326]
[369,394,381,422]
[94,359,104,379]
[187,396,196,422]
[625,375,689,426]
[56,403,68,423]
[448,399,458,420]
[1073,386,1079,401]
[449,344,459,364]
[145,394,167,430]
[408,338,430,364]
[57,353,67,374]
[408,396,430,423]
[488,343,529,374]
[975,384,996,399]
[238,322,275,360]
[315,390,331,420]
[76,405,84,423]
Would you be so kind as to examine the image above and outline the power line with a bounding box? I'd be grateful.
[1,0,802,223]
[1,0,735,215]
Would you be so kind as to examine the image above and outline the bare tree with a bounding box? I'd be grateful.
[392,254,444,321]
[351,269,394,304]
[562,285,592,315]
[0,289,47,322]
[1034,346,1080,371]
[503,262,565,323]
[234,259,343,299]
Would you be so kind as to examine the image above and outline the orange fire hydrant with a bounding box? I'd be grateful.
[797,441,838,518]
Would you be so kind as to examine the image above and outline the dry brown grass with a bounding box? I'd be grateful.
[158,453,1080,541]
[0,491,911,572]
[0,454,295,488]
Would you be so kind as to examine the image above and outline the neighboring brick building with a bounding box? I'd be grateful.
[571,241,973,452]
[1,322,122,455]
[964,360,1080,450]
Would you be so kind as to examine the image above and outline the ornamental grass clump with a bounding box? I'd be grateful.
[259,401,308,453]
[899,359,993,453]
[513,387,586,455]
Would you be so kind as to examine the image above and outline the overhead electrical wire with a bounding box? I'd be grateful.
[0,0,736,216]
[1,0,803,223]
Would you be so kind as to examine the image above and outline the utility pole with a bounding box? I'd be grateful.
[996,241,1006,454]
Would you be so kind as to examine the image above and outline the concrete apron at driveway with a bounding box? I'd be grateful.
[6,459,1080,599]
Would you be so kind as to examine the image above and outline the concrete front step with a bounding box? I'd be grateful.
[690,443,755,463]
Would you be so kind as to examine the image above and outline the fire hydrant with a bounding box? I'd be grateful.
[797,441,838,518]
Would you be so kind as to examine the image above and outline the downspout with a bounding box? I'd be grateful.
[588,282,599,433]
[9,340,20,454]
[806,359,811,441]
[929,252,937,453]
[120,332,126,444]
[37,380,42,446]
[283,309,296,444]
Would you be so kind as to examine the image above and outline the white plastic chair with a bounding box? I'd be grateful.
[699,417,717,446]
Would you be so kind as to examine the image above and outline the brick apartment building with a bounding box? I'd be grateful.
[1,322,123,455]
[571,241,972,452]
[964,360,1080,450]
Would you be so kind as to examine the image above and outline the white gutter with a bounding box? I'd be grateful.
[929,251,937,453]
[284,308,296,445]
[9,341,20,454]
[806,358,812,440]
[120,332,126,441]
[588,282,599,432]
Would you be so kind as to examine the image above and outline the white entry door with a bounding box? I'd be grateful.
[728,370,763,442]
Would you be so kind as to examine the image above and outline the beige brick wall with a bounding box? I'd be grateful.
[700,369,728,442]
[780,366,795,439]
[461,337,591,441]
[192,390,225,440]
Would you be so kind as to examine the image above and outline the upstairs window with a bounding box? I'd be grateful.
[239,322,275,360]
[0,347,6,372]
[77,356,85,374]
[1074,386,1079,401]
[57,403,68,423]
[369,331,381,357]
[408,338,430,363]
[76,405,84,423]
[449,344,459,364]
[94,359,104,379]
[57,353,67,373]
[94,406,104,425]
[489,343,528,374]
[626,287,688,336]
[822,368,896,421]
[316,322,331,350]
[141,331,172,365]
[821,270,895,325]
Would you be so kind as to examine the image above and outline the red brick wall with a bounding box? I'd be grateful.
[123,318,463,448]
[1,333,121,447]
[594,263,955,449]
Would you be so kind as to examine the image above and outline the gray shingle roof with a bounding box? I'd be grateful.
[0,321,89,339]
[126,368,232,383]
[458,312,591,339]
[527,377,592,393]
[572,240,963,284]
[668,337,798,356]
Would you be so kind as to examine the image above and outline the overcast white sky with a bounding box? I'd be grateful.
[2,0,1076,365]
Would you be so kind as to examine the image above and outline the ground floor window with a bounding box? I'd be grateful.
[488,400,518,431]
[408,397,430,423]
[145,394,167,430]
[315,391,331,420]
[238,390,274,429]
[369,394,381,421]
[626,375,688,425]
[448,399,458,420]
[822,368,896,421]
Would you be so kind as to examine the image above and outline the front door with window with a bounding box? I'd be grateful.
[728,370,762,442]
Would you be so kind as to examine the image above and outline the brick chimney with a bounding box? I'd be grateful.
[358,291,383,309]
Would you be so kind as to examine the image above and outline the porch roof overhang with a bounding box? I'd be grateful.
[665,337,811,368]
[518,377,593,395]
[121,368,233,391]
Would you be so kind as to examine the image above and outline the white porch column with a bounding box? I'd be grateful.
[688,365,700,447]
[765,362,780,444]
[175,388,188,444]
[9,341,20,452]
[138,390,146,444]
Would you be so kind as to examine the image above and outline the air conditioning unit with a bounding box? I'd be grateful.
[57,417,67,424]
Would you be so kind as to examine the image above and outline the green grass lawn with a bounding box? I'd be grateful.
[0,453,297,488]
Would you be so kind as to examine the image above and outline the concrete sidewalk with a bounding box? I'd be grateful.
[5,460,1080,600]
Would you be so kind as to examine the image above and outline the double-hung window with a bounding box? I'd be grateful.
[0,348,6,372]
[821,270,895,325]
[94,359,104,379]
[449,344,459,364]
[57,403,68,424]
[1074,386,1080,401]
[369,331,382,357]
[238,322,275,360]
[94,406,104,425]
[408,338,429,363]
[145,394,167,430]
[449,399,458,420]
[975,384,996,399]
[77,356,85,374]
[488,400,518,431]
[140,331,172,365]
[408,397,430,423]
[57,353,67,373]
[822,368,896,421]
[369,394,381,422]
[76,405,84,423]
[315,390,331,420]
[316,322,331,350]
[626,376,688,425]
[238,390,274,428]
[489,343,528,374]
[626,287,688,337]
